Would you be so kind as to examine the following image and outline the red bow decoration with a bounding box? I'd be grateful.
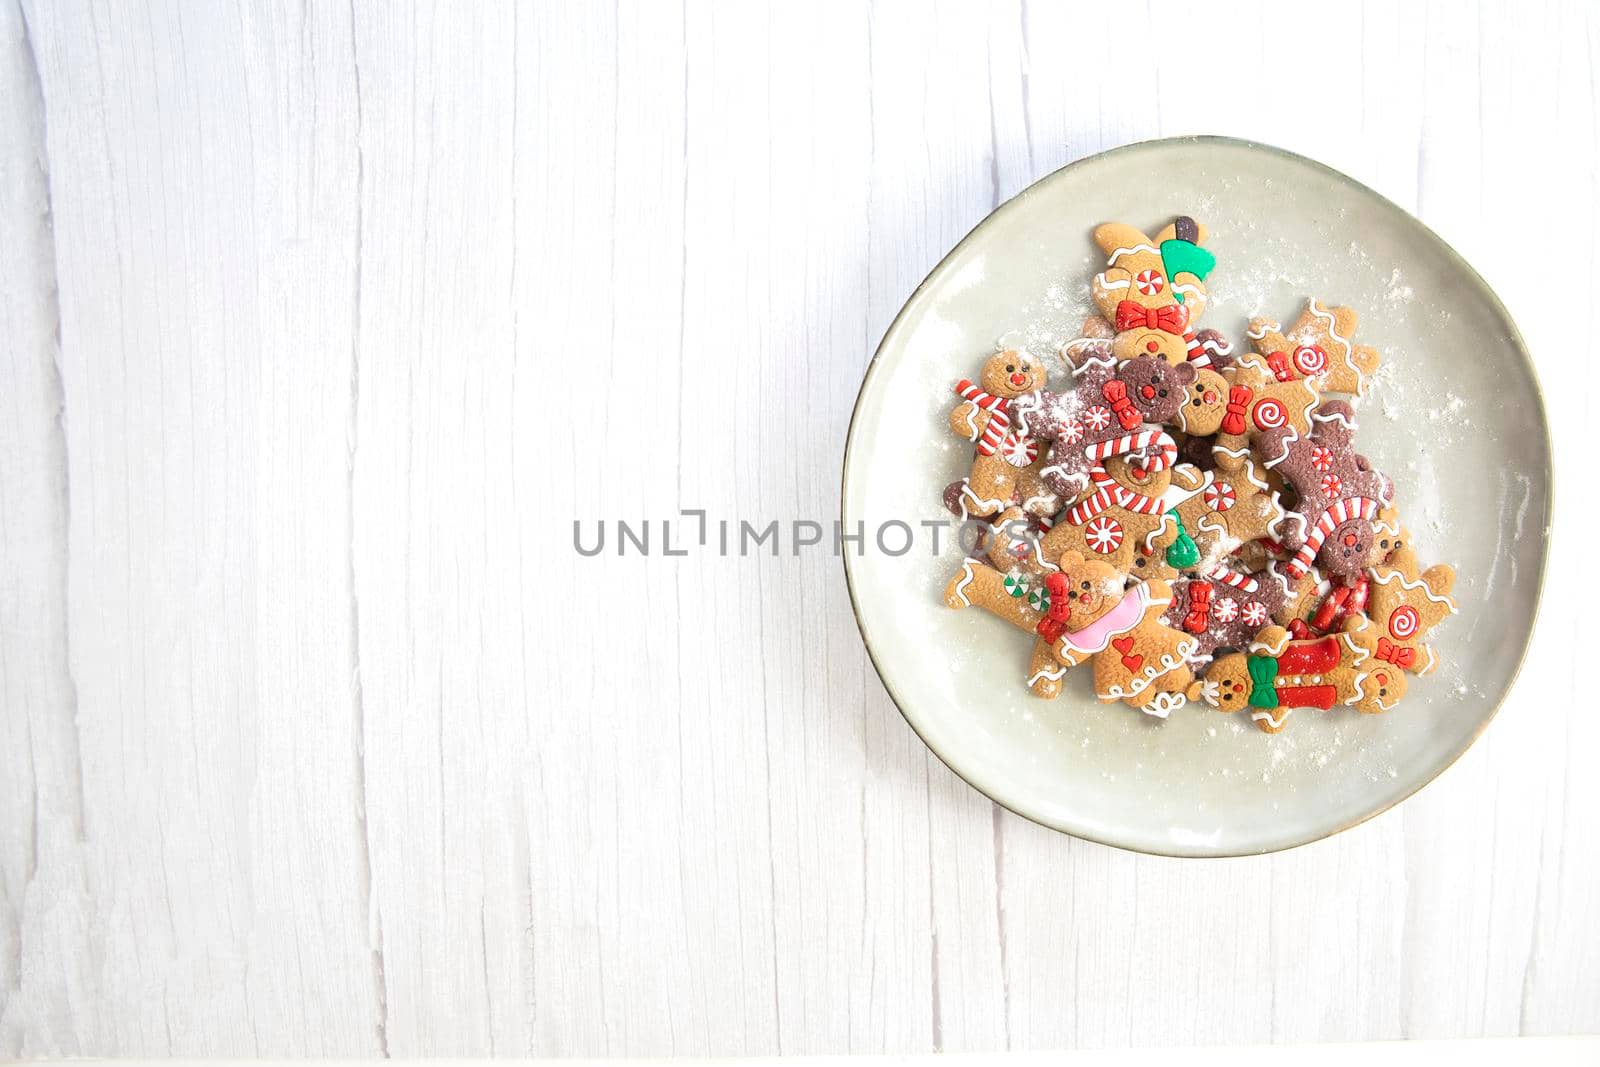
[1375,637,1417,669]
[1101,379,1143,430]
[1220,384,1254,435]
[1264,351,1294,382]
[1036,573,1073,643]
[1114,300,1187,335]
[1182,581,1213,634]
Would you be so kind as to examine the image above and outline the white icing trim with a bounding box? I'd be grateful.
[1369,568,1459,611]
[1171,282,1203,300]
[1098,637,1199,700]
[1143,690,1186,718]
[1250,630,1292,656]
[1251,707,1292,729]
[1239,458,1271,493]
[1246,321,1277,340]
[1312,406,1358,430]
[951,559,977,606]
[1106,243,1161,266]
[1306,299,1364,385]
[1027,665,1068,686]
[1093,272,1131,291]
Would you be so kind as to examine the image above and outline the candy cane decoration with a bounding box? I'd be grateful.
[1087,466,1166,516]
[1285,497,1381,578]
[1082,429,1178,474]
[1204,564,1259,593]
[952,379,1011,456]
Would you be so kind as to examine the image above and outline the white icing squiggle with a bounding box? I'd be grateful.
[951,559,977,607]
[1106,243,1161,266]
[1369,568,1458,610]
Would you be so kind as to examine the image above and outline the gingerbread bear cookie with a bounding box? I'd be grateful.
[1188,619,1405,733]
[1030,553,1197,716]
[1243,299,1381,398]
[944,348,1049,519]
[1259,400,1394,581]
[1016,351,1191,500]
[1087,217,1218,367]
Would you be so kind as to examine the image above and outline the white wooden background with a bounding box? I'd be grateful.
[0,0,1593,1057]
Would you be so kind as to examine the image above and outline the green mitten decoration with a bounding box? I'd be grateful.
[1164,510,1199,570]
[1159,239,1216,302]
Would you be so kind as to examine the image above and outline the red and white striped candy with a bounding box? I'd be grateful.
[1320,473,1343,498]
[1204,564,1259,593]
[1082,405,1112,431]
[1242,601,1268,627]
[1310,446,1335,472]
[1085,516,1124,554]
[1213,599,1239,623]
[1135,270,1165,295]
[1000,434,1039,468]
[1203,482,1237,512]
[1083,429,1178,474]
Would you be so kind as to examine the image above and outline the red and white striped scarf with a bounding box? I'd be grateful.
[953,379,1011,456]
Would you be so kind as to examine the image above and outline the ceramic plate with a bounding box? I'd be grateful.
[841,136,1550,857]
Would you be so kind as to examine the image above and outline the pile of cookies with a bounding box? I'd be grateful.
[940,217,1458,733]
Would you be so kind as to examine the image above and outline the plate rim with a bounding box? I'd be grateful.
[839,133,1554,858]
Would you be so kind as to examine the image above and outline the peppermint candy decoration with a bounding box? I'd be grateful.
[1213,599,1239,623]
[1203,482,1237,512]
[1251,397,1287,430]
[1135,269,1165,295]
[1082,405,1112,432]
[1061,419,1085,445]
[1028,587,1051,612]
[1000,434,1039,468]
[1293,345,1328,375]
[1086,516,1124,554]
[1310,446,1335,472]
[1320,473,1343,498]
[1004,573,1030,598]
[1242,601,1268,627]
[1389,605,1420,640]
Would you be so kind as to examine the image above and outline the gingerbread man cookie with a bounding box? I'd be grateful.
[1188,619,1405,733]
[1162,566,1291,662]
[1259,400,1394,582]
[1042,457,1181,577]
[1364,547,1457,675]
[944,348,1049,519]
[1243,299,1381,398]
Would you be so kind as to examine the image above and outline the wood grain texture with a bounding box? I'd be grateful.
[0,0,1593,1056]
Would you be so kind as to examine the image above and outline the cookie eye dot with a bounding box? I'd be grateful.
[1005,364,1015,373]
[1158,388,1168,397]
[1079,581,1090,591]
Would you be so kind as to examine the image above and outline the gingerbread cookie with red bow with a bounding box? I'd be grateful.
[1016,352,1191,500]
[1188,618,1405,733]
[1259,400,1395,582]
[1088,217,1219,368]
[1243,299,1381,398]
[944,348,1050,518]
[1363,548,1457,676]
[1030,553,1198,716]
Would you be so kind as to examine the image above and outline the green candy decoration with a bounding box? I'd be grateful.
[1246,655,1280,710]
[1159,239,1216,304]
[1163,510,1200,570]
